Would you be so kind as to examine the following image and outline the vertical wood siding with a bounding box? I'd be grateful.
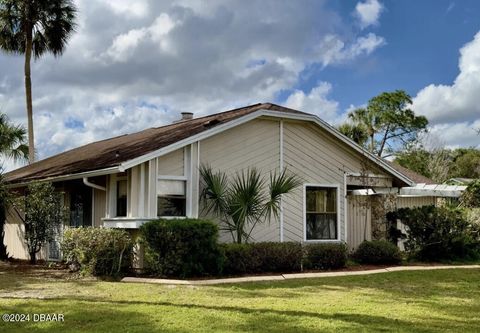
[346,195,371,251]
[397,196,437,208]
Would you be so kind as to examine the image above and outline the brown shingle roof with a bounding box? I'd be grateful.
[385,160,436,185]
[5,103,307,184]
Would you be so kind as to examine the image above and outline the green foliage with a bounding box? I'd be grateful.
[141,219,224,278]
[449,148,480,179]
[341,90,428,157]
[338,123,368,146]
[15,182,64,264]
[222,242,303,275]
[61,227,132,276]
[0,113,28,162]
[353,240,402,265]
[303,243,348,270]
[461,180,480,208]
[395,206,480,261]
[0,0,77,58]
[200,165,301,243]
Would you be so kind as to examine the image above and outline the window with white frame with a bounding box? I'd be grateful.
[157,179,186,217]
[305,186,337,240]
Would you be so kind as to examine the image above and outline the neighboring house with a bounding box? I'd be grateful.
[3,103,463,263]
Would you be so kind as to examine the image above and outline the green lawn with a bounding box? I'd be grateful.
[0,265,479,332]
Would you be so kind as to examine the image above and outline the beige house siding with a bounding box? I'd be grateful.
[198,118,281,242]
[397,196,437,208]
[282,122,390,243]
[93,188,107,227]
[346,195,372,251]
[158,148,184,176]
[4,207,46,260]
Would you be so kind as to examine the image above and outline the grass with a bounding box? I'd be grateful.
[0,264,479,332]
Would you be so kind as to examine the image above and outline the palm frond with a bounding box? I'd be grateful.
[264,169,301,221]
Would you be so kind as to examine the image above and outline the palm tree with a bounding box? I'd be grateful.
[0,112,28,260]
[348,107,382,154]
[338,123,369,146]
[0,0,77,163]
[0,113,29,164]
[200,165,301,243]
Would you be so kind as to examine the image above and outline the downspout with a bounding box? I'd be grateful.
[83,177,106,191]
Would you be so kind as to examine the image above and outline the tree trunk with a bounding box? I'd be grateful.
[370,134,375,153]
[24,15,35,163]
[236,228,242,244]
[29,250,36,265]
[0,203,9,260]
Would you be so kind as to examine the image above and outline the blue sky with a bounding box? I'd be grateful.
[1,0,479,171]
[282,0,480,111]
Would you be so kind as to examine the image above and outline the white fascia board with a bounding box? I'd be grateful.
[118,109,415,186]
[7,166,120,189]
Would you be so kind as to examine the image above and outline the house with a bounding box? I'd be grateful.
[3,103,463,263]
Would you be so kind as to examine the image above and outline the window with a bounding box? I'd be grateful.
[70,187,92,227]
[157,180,186,217]
[116,179,127,217]
[305,186,337,240]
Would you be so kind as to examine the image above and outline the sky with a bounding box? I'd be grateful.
[1,0,480,171]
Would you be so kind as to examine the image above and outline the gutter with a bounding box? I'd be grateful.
[6,166,120,189]
[83,177,106,191]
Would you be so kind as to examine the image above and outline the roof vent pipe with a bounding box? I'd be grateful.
[181,112,193,120]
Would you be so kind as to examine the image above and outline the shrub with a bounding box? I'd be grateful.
[461,180,480,208]
[61,227,133,276]
[353,240,402,265]
[303,243,348,270]
[140,219,223,278]
[222,242,303,275]
[395,205,480,261]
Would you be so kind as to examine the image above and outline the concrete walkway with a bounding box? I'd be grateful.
[122,264,480,286]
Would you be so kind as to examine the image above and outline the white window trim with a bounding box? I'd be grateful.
[303,183,341,242]
[156,177,188,218]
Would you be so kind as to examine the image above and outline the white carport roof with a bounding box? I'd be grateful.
[350,183,467,198]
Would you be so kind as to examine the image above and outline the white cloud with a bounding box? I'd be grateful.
[0,0,386,171]
[285,82,343,124]
[319,33,385,66]
[413,31,480,124]
[355,0,384,29]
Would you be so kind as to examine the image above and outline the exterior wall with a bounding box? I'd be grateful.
[198,118,281,242]
[158,148,184,176]
[4,207,46,260]
[282,122,390,243]
[93,188,106,227]
[397,196,437,208]
[346,195,371,251]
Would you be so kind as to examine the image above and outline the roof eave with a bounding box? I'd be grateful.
[6,166,120,188]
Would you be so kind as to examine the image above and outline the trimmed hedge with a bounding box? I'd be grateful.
[141,219,224,278]
[222,242,303,275]
[61,227,133,276]
[303,243,348,270]
[353,240,402,265]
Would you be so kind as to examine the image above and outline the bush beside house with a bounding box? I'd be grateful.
[395,205,480,261]
[353,240,402,265]
[62,227,133,276]
[303,243,348,270]
[222,242,303,275]
[141,219,224,278]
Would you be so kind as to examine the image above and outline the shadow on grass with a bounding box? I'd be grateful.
[3,296,479,333]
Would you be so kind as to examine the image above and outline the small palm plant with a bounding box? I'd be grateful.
[200,165,301,243]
